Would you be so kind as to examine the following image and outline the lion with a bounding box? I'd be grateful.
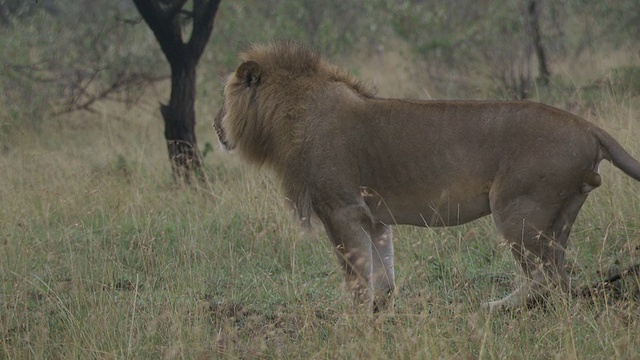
[213,41,640,312]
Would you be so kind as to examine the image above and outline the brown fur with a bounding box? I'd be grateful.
[214,41,640,312]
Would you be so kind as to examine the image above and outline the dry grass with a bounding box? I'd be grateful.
[2,50,640,359]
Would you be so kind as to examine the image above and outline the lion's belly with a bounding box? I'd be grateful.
[365,191,491,227]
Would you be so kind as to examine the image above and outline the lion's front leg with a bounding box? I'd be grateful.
[371,222,395,312]
[320,205,376,311]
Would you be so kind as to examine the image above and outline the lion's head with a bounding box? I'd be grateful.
[214,41,374,166]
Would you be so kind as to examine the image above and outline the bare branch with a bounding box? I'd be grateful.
[53,72,169,116]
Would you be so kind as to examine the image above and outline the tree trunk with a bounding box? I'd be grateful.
[528,0,550,85]
[0,0,11,27]
[161,61,202,183]
[132,0,221,183]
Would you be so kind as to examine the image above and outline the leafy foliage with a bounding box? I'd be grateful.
[0,0,164,128]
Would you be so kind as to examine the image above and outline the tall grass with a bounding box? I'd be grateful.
[2,55,640,358]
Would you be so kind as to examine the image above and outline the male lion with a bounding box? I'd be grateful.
[214,42,640,312]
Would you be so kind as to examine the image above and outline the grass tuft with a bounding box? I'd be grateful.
[2,51,640,358]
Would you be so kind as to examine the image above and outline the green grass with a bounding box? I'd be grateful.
[2,64,640,359]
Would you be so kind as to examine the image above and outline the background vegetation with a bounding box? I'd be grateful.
[1,0,640,358]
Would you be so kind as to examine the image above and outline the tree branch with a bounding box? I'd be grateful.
[160,0,189,18]
[188,0,221,61]
[132,0,186,68]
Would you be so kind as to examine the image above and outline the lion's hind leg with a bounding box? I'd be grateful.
[486,191,588,311]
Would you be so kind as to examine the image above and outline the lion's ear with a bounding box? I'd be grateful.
[235,61,261,88]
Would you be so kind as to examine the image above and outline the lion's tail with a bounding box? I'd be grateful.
[594,127,640,181]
